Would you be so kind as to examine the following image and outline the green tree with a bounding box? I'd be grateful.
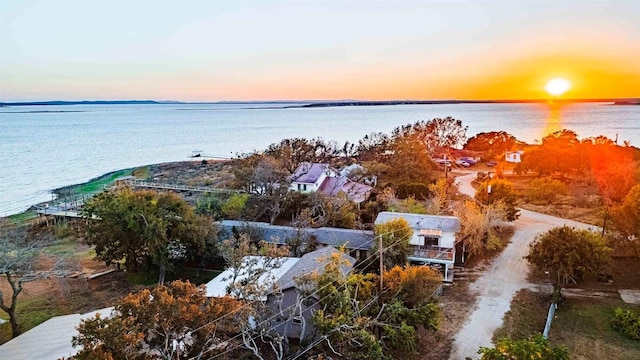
[526,226,612,286]
[71,280,246,360]
[475,178,520,221]
[610,184,640,257]
[478,334,569,360]
[195,192,225,219]
[221,193,249,220]
[372,217,414,271]
[83,188,214,284]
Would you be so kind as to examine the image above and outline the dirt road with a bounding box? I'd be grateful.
[449,172,597,359]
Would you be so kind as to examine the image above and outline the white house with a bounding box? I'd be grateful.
[289,162,373,204]
[374,212,461,282]
[505,150,524,163]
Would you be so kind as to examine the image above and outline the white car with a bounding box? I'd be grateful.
[455,160,470,167]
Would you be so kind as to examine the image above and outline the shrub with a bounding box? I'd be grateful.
[611,307,640,340]
[478,334,569,359]
[526,177,568,204]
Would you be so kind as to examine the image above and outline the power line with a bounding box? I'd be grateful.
[196,228,414,360]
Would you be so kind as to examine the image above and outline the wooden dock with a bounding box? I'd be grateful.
[122,179,241,194]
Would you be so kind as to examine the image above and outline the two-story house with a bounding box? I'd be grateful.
[374,212,461,282]
[289,162,373,204]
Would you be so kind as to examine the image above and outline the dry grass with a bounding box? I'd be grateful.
[495,289,640,360]
[419,281,477,360]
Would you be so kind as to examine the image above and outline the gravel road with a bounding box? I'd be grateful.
[449,172,597,359]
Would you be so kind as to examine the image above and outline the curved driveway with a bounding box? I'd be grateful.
[449,172,597,359]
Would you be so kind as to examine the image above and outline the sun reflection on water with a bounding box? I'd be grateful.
[541,101,564,139]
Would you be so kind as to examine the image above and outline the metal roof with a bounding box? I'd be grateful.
[0,307,113,360]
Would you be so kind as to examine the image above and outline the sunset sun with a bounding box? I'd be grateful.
[544,78,572,96]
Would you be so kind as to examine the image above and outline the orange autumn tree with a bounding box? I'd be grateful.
[382,265,442,308]
[71,280,246,360]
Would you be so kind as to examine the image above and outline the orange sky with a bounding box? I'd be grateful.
[1,1,639,101]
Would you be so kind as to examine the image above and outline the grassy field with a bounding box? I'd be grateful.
[550,298,640,360]
[54,167,138,199]
[496,289,640,360]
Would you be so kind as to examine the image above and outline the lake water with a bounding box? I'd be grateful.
[1,102,638,217]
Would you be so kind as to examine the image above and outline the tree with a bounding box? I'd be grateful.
[357,132,391,162]
[464,131,518,160]
[71,280,246,360]
[516,129,581,175]
[475,178,520,221]
[525,177,569,205]
[264,138,330,174]
[382,265,442,308]
[306,192,358,229]
[371,217,414,271]
[610,184,640,257]
[455,200,508,258]
[478,334,569,360]
[83,188,214,284]
[311,255,440,360]
[218,233,290,299]
[249,156,290,196]
[0,238,41,338]
[221,193,249,220]
[526,226,612,286]
[413,117,468,155]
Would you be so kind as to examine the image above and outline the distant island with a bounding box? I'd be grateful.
[612,100,640,106]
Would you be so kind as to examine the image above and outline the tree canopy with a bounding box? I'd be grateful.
[610,184,640,257]
[475,178,519,221]
[526,226,612,286]
[71,280,246,360]
[372,217,414,272]
[83,188,215,283]
[464,131,519,160]
[312,256,441,360]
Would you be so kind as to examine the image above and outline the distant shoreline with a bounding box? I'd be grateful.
[2,98,639,108]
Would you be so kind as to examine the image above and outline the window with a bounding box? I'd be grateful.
[303,184,307,191]
[292,316,303,326]
[424,236,439,247]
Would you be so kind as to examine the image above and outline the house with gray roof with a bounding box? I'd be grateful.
[219,220,374,261]
[375,212,461,282]
[205,247,355,340]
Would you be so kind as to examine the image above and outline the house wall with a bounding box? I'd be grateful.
[290,182,313,192]
[266,288,317,340]
[440,232,456,248]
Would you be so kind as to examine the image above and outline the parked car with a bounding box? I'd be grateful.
[460,157,477,165]
[487,161,498,167]
[455,160,470,167]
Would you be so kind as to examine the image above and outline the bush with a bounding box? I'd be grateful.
[526,177,568,204]
[611,307,640,340]
[478,334,569,359]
